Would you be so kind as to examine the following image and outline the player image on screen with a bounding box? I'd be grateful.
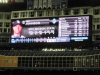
[11,20,25,38]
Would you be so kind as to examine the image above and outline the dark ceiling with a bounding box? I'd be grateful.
[0,0,99,12]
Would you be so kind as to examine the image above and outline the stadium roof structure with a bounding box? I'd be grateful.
[0,0,99,12]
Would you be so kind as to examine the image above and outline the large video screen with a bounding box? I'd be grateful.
[11,16,92,44]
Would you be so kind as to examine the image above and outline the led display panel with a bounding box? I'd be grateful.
[11,15,92,44]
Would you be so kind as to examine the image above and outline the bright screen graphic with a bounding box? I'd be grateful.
[11,16,92,43]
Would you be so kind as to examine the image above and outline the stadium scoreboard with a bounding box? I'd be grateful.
[11,15,92,44]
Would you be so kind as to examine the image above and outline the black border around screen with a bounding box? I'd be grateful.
[10,15,92,45]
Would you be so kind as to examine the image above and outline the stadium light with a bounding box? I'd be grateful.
[0,0,8,3]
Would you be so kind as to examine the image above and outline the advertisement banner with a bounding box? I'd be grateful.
[0,56,18,67]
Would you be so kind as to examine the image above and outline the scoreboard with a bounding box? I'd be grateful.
[59,16,89,37]
[11,15,92,44]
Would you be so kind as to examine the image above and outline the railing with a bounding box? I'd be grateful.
[0,52,100,70]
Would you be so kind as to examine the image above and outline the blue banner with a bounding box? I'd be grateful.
[61,0,68,8]
[27,0,34,10]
